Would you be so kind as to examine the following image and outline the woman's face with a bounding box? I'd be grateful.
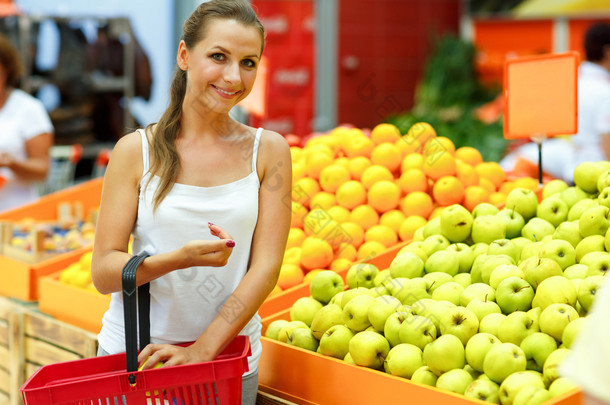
[178,19,262,115]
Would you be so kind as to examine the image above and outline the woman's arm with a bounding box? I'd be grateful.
[138,129,292,368]
[601,132,610,160]
[0,132,53,181]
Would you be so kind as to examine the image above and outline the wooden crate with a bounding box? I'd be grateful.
[22,309,98,383]
[0,297,25,405]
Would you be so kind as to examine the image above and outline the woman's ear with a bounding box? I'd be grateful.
[177,40,189,71]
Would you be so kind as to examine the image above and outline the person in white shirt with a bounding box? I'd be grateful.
[0,34,54,212]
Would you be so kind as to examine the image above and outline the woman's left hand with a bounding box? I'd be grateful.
[137,343,213,370]
[0,152,14,167]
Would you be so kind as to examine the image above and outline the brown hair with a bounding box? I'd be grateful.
[584,22,610,62]
[0,34,23,88]
[146,0,265,210]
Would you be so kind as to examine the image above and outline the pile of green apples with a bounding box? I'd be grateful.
[265,161,610,404]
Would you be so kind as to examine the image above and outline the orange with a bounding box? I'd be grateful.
[432,175,465,206]
[361,164,394,190]
[398,168,428,194]
[319,164,351,193]
[422,151,457,180]
[499,180,516,196]
[401,152,425,172]
[277,263,304,289]
[475,161,507,190]
[306,153,334,180]
[370,123,401,144]
[304,142,334,161]
[303,208,334,237]
[343,132,375,158]
[364,224,398,248]
[370,142,402,173]
[286,227,306,249]
[309,191,336,211]
[379,210,406,233]
[395,136,422,158]
[479,177,496,194]
[406,122,437,146]
[327,205,350,223]
[292,177,320,207]
[357,240,387,262]
[330,258,353,272]
[268,284,283,297]
[489,191,507,207]
[334,242,358,261]
[334,156,350,169]
[292,161,307,181]
[290,201,308,229]
[463,185,491,211]
[303,269,324,283]
[300,236,334,270]
[335,180,367,209]
[347,156,372,180]
[455,159,480,188]
[423,136,455,157]
[512,176,540,192]
[290,146,305,163]
[338,221,365,248]
[399,191,434,218]
[429,206,445,220]
[368,180,401,213]
[398,215,427,241]
[455,146,483,166]
[282,247,302,266]
[349,204,380,231]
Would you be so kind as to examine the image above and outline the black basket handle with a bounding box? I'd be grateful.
[121,252,151,379]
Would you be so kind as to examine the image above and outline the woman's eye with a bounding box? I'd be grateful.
[211,53,225,61]
[242,59,256,68]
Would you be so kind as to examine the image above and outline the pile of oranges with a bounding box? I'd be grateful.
[272,122,541,296]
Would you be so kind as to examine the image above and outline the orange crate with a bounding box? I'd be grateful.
[258,311,583,405]
[38,268,110,334]
[259,241,408,319]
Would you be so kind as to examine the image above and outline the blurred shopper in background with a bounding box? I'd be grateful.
[500,21,610,183]
[0,33,53,212]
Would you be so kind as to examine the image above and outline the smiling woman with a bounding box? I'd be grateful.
[90,2,292,405]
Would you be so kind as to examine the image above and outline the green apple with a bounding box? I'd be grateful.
[439,306,479,346]
[560,186,589,209]
[532,275,577,310]
[373,269,392,288]
[454,272,473,288]
[578,275,605,312]
[487,238,521,262]
[467,299,502,322]
[346,263,379,289]
[309,270,345,305]
[513,385,551,405]
[527,306,542,330]
[277,320,309,343]
[496,276,535,314]
[538,239,576,270]
[411,365,438,386]
[470,253,489,284]
[519,241,544,261]
[287,327,319,351]
[422,216,442,238]
[519,257,563,290]
[348,330,390,369]
[483,343,527,384]
[383,311,411,347]
[536,196,569,227]
[498,370,545,405]
[398,241,428,262]
[424,300,455,331]
[542,179,569,199]
[552,220,583,248]
[329,291,345,307]
[561,316,587,349]
[497,310,539,346]
[460,282,496,306]
[489,264,524,290]
[521,217,555,242]
[573,161,606,193]
[520,332,557,372]
[580,205,610,238]
[479,313,506,338]
[580,251,610,277]
[369,285,389,298]
[421,234,450,257]
[398,314,436,350]
[465,332,501,372]
[265,319,289,340]
[423,272,454,294]
[597,169,610,192]
[319,324,354,359]
[548,377,579,397]
[472,242,490,258]
[440,204,473,243]
[431,282,464,305]
[542,348,571,386]
[480,254,516,285]
[464,379,500,403]
[341,286,372,308]
[424,249,460,276]
[446,243,475,273]
[389,251,424,279]
[343,294,375,331]
[567,197,597,221]
[392,277,430,305]
[412,226,425,241]
[471,215,507,245]
[496,209,526,239]
[435,368,474,395]
[423,334,465,376]
[310,303,344,340]
[367,295,402,332]
[575,234,606,262]
[539,303,579,341]
[383,343,424,378]
[505,187,539,221]
[463,364,481,380]
[563,263,589,279]
[598,186,610,208]
[289,296,324,327]
[384,277,407,297]
[473,202,500,218]
[343,352,355,364]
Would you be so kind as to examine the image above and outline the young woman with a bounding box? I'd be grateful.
[91,1,292,403]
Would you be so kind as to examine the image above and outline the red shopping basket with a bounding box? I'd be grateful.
[21,253,252,404]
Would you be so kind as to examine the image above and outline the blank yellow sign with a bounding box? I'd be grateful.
[504,51,579,139]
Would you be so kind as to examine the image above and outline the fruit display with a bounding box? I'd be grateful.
[57,251,98,292]
[264,160,610,404]
[276,121,542,296]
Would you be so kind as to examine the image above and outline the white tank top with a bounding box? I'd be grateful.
[97,127,263,375]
